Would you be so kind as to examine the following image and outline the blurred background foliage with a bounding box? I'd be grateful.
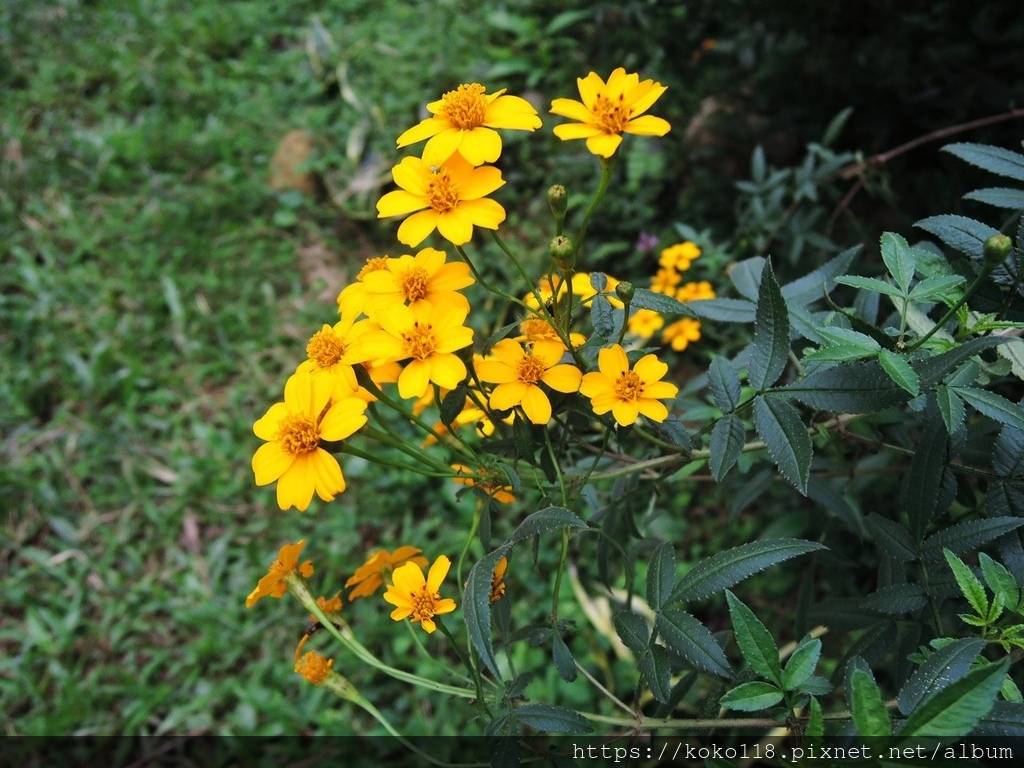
[1,0,1021,735]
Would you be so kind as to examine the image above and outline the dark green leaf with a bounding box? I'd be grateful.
[914,337,1010,389]
[515,703,593,734]
[880,232,916,293]
[864,513,916,562]
[905,416,948,541]
[638,647,672,704]
[897,659,1008,739]
[591,295,613,337]
[879,349,920,396]
[507,507,587,545]
[590,272,608,292]
[922,518,1024,561]
[728,257,764,300]
[748,261,791,391]
[651,414,692,451]
[944,548,989,617]
[782,636,821,691]
[974,701,1024,737]
[861,583,927,614]
[719,681,784,712]
[726,591,783,685]
[779,360,910,413]
[994,422,1024,478]
[647,542,676,610]
[631,287,697,318]
[964,187,1024,210]
[655,609,731,678]
[669,539,827,604]
[834,275,904,298]
[689,297,756,323]
[708,356,742,412]
[709,414,745,481]
[943,142,1024,182]
[898,638,986,716]
[438,384,467,427]
[613,611,650,654]
[490,736,519,767]
[798,676,834,696]
[979,553,1021,610]
[483,320,522,354]
[806,697,825,741]
[752,395,812,494]
[935,386,965,435]
[850,668,892,737]
[782,245,859,306]
[951,386,1024,433]
[813,325,881,351]
[808,477,863,535]
[909,275,967,301]
[552,633,577,682]
[463,547,511,678]
[915,214,1000,260]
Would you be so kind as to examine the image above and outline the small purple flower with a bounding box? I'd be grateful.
[636,231,659,254]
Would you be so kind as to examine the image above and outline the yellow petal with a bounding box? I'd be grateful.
[423,129,465,165]
[277,455,316,511]
[485,95,541,129]
[253,402,289,440]
[391,156,428,194]
[434,598,457,615]
[396,118,443,148]
[579,371,609,398]
[426,555,451,593]
[377,189,427,218]
[633,354,668,384]
[455,128,502,166]
[318,397,368,441]
[392,561,426,593]
[542,364,582,393]
[637,398,669,422]
[312,448,346,501]
[435,209,474,246]
[284,369,312,415]
[457,198,505,229]
[642,381,679,400]
[625,114,672,137]
[476,358,516,384]
[490,338,526,367]
[420,618,437,633]
[252,442,294,486]
[585,132,623,158]
[611,399,640,426]
[396,210,439,248]
[428,353,468,390]
[458,165,505,201]
[598,345,630,378]
[626,81,667,117]
[489,381,528,411]
[398,359,432,399]
[520,385,552,424]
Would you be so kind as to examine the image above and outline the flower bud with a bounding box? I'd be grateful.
[984,234,1013,269]
[549,235,575,272]
[615,281,635,304]
[547,185,568,219]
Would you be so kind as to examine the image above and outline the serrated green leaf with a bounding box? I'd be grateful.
[591,295,613,337]
[850,668,892,737]
[979,553,1021,612]
[944,549,989,617]
[878,349,920,396]
[922,517,1024,561]
[709,414,745,481]
[802,343,880,363]
[782,245,859,306]
[994,422,1024,478]
[798,676,834,696]
[655,609,731,678]
[975,701,1024,737]
[935,385,965,435]
[943,142,1024,182]
[752,395,812,493]
[916,214,1000,260]
[669,539,827,604]
[515,703,593,734]
[720,681,784,712]
[964,187,1024,210]
[880,232,916,293]
[861,583,927,614]
[909,275,967,301]
[613,611,650,653]
[463,547,511,678]
[897,659,1008,739]
[951,386,1024,433]
[779,360,910,413]
[782,636,822,691]
[835,274,905,298]
[898,637,986,716]
[507,507,587,544]
[806,697,825,741]
[914,336,1010,389]
[708,356,742,412]
[651,414,692,450]
[726,591,783,685]
[590,272,608,292]
[438,384,468,427]
[814,325,882,351]
[905,417,948,541]
[552,633,577,682]
[631,287,698,318]
[749,260,791,391]
[638,647,672,704]
[647,542,676,610]
[864,513,916,562]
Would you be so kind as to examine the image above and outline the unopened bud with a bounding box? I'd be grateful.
[547,185,568,219]
[549,236,575,271]
[984,234,1013,268]
[615,281,635,304]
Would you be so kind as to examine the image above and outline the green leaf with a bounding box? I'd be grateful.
[438,384,467,427]
[729,257,765,300]
[850,668,892,737]
[709,414,745,481]
[463,547,511,678]
[979,553,1021,612]
[552,633,577,682]
[944,548,989,617]
[878,349,920,396]
[782,636,822,691]
[689,297,756,323]
[916,214,1000,260]
[975,701,1024,737]
[781,245,859,306]
[669,539,827,604]
[994,422,1024,479]
[909,275,967,301]
[726,591,783,685]
[719,681,784,712]
[613,611,650,654]
[507,507,587,545]
[834,274,905,298]
[655,609,731,678]
[591,295,613,337]
[590,272,608,292]
[898,638,986,716]
[864,513,916,562]
[914,336,1010,389]
[631,287,697,318]
[814,325,881,351]
[897,658,1009,739]
[650,414,692,451]
[752,395,812,494]
[748,260,791,391]
[861,583,928,614]
[905,416,948,541]
[647,542,676,611]
[515,703,593,734]
[951,386,1024,433]
[943,142,1024,183]
[779,360,910,413]
[922,518,1024,561]
[638,647,672,704]
[708,356,742,412]
[802,343,880,363]
[880,232,916,293]
[964,187,1024,210]
[935,386,965,434]
[806,697,825,741]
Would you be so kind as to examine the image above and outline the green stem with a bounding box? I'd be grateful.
[457,503,483,586]
[575,156,616,257]
[906,266,993,351]
[361,423,454,474]
[453,243,534,313]
[338,441,453,478]
[436,617,491,716]
[551,529,571,623]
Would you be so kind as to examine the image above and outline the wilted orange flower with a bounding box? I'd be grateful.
[451,464,516,504]
[295,651,334,685]
[490,557,508,603]
[346,546,429,600]
[246,539,314,608]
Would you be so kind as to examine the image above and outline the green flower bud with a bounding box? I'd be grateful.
[549,235,575,271]
[547,185,568,219]
[984,234,1013,269]
[615,281,635,304]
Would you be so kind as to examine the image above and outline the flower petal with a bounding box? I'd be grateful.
[428,353,468,390]
[489,381,528,412]
[598,345,630,378]
[391,156,428,194]
[625,114,672,137]
[312,448,346,501]
[396,210,439,248]
[520,384,552,424]
[319,398,368,441]
[377,189,427,218]
[456,198,505,229]
[552,122,602,140]
[485,95,541,130]
[549,97,593,122]
[423,128,465,165]
[252,442,294,486]
[396,118,443,148]
[611,399,640,426]
[455,128,502,166]
[542,364,582,393]
[277,455,316,511]
[398,359,432,399]
[426,555,451,593]
[253,402,289,441]
[458,165,505,200]
[435,208,475,246]
[392,561,425,593]
[585,132,623,158]
[633,354,668,383]
[637,398,669,422]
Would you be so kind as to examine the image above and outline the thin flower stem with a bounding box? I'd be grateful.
[575,156,616,257]
[452,243,534,313]
[457,503,483,587]
[338,442,453,478]
[575,661,636,718]
[906,267,993,352]
[550,528,571,623]
[616,299,632,345]
[436,617,492,717]
[361,422,454,474]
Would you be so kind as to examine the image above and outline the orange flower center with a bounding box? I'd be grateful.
[516,354,547,384]
[306,329,345,368]
[398,265,431,302]
[357,256,390,281]
[593,92,631,134]
[614,370,645,402]
[278,413,320,455]
[401,321,438,360]
[295,651,333,685]
[439,83,488,129]
[408,584,442,623]
[521,319,558,342]
[426,167,460,212]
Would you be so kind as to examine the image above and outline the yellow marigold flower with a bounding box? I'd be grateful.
[663,318,702,352]
[338,256,392,318]
[357,301,474,400]
[346,546,429,600]
[384,555,457,634]
[650,266,681,295]
[297,319,377,403]
[376,150,505,247]
[360,247,474,316]
[627,308,665,340]
[550,68,670,158]
[659,242,701,271]
[252,369,368,511]
[396,83,542,166]
[451,464,516,504]
[490,556,508,603]
[476,338,582,424]
[514,318,586,360]
[675,280,716,302]
[580,344,679,426]
[295,650,334,686]
[246,539,314,608]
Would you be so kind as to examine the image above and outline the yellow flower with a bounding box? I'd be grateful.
[295,650,334,685]
[383,555,458,634]
[476,339,582,424]
[252,369,368,511]
[376,150,505,247]
[675,280,715,302]
[357,301,474,400]
[650,266,681,295]
[524,272,622,311]
[359,247,474,316]
[627,308,664,340]
[490,557,508,603]
[580,344,679,426]
[451,464,516,504]
[312,592,344,622]
[245,539,314,608]
[338,256,392,318]
[550,68,670,158]
[659,242,701,271]
[346,546,429,600]
[514,318,586,360]
[662,318,702,352]
[297,319,377,403]
[396,83,542,166]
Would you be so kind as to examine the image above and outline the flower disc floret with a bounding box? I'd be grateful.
[580,344,678,426]
[383,555,457,634]
[476,338,582,424]
[295,651,334,685]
